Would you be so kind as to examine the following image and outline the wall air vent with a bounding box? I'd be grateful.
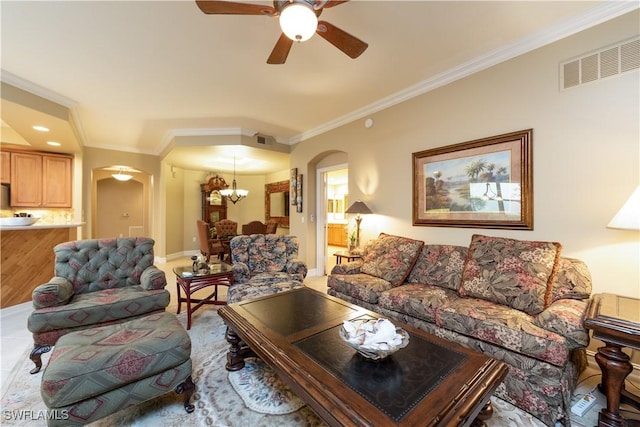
[255,133,275,145]
[561,37,639,90]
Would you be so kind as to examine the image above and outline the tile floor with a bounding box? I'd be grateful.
[2,255,639,426]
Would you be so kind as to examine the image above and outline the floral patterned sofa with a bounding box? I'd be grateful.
[27,237,169,374]
[327,233,592,427]
[227,234,307,303]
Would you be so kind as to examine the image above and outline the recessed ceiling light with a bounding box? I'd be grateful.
[47,141,61,147]
[33,125,50,132]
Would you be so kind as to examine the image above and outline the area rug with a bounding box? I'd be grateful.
[1,307,548,427]
[228,358,306,415]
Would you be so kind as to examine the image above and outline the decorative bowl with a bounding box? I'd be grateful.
[339,318,410,360]
[0,217,40,226]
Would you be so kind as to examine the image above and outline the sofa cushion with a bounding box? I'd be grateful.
[359,233,424,287]
[405,245,468,291]
[546,257,592,305]
[28,286,170,334]
[327,273,392,304]
[378,284,459,323]
[228,278,304,304]
[458,234,562,315]
[436,298,570,367]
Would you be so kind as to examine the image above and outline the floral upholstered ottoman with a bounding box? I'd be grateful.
[40,312,195,426]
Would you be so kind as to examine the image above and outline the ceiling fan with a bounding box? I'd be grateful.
[195,0,368,64]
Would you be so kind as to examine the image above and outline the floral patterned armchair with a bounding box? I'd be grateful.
[27,237,169,374]
[228,234,307,303]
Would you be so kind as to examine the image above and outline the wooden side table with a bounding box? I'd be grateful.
[584,293,640,427]
[174,263,234,330]
[333,251,362,264]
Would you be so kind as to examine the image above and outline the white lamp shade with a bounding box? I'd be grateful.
[607,185,640,231]
[279,3,318,42]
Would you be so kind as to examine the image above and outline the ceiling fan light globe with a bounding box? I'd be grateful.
[280,3,318,42]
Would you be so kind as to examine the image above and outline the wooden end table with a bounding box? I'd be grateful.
[333,251,362,264]
[174,262,233,330]
[584,293,640,427]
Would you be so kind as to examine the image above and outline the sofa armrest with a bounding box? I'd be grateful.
[32,277,74,309]
[534,298,590,348]
[330,260,363,275]
[286,260,308,281]
[232,262,250,284]
[140,266,167,290]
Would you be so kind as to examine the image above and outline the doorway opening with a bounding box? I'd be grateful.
[316,165,348,275]
[92,167,150,239]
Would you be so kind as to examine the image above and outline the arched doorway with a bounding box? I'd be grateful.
[92,167,151,239]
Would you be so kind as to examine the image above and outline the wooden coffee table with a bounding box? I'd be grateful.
[218,288,507,426]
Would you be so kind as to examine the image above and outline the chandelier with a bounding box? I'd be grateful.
[220,157,248,204]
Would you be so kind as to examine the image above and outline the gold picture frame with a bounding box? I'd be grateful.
[413,129,533,230]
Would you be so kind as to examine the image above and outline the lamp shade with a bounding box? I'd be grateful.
[345,201,373,215]
[607,185,640,231]
[279,3,318,42]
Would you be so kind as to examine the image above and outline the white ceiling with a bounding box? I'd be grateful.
[1,0,635,174]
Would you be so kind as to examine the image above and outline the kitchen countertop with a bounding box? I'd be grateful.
[0,222,85,231]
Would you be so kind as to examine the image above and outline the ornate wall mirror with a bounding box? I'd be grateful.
[265,180,290,228]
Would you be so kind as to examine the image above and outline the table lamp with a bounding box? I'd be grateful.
[607,185,640,231]
[345,201,372,249]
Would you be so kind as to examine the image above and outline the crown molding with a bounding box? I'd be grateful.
[289,1,640,144]
[1,70,88,147]
[1,70,77,108]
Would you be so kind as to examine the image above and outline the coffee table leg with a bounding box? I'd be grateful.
[225,326,247,371]
[470,400,494,427]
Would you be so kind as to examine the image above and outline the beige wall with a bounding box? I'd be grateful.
[290,11,640,299]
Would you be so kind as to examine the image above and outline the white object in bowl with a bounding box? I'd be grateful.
[339,318,410,360]
[0,217,40,226]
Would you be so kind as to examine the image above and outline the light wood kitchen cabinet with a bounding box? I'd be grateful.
[42,154,73,207]
[10,151,72,207]
[1,151,10,184]
[327,223,348,247]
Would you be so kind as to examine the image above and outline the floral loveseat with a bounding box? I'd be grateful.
[27,237,169,374]
[227,234,307,303]
[327,233,592,427]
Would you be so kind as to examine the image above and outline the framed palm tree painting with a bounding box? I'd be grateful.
[412,129,533,230]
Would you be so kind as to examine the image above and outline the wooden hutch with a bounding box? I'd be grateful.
[201,175,229,224]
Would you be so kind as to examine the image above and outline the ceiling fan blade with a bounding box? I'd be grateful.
[316,20,368,59]
[196,0,275,15]
[318,1,350,9]
[267,33,294,64]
